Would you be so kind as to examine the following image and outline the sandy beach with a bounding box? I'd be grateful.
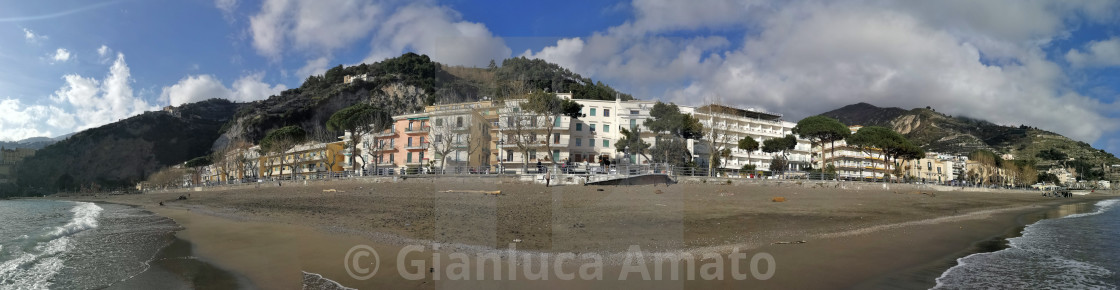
[63,177,1118,289]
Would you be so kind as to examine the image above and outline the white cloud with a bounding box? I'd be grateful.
[1066,37,1120,68]
[22,28,47,43]
[524,0,1120,144]
[216,0,238,20]
[246,0,509,68]
[97,45,113,64]
[50,53,159,131]
[161,73,287,106]
[51,48,72,63]
[297,56,330,78]
[249,0,383,60]
[365,4,511,67]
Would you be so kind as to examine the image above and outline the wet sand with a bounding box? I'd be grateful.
[66,178,1119,289]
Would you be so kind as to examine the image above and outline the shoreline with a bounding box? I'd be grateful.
[58,181,1120,289]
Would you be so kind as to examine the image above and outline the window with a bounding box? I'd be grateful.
[631,110,639,115]
[407,137,413,147]
[590,138,595,147]
[590,108,597,116]
[575,138,582,146]
[435,135,442,143]
[553,133,560,144]
[576,123,583,131]
[630,119,637,129]
[420,137,426,145]
[604,109,610,117]
[506,150,514,162]
[937,167,942,174]
[553,150,560,160]
[408,122,415,130]
[603,125,610,133]
[554,117,561,127]
[590,124,596,132]
[407,152,413,163]
[455,117,463,128]
[927,162,932,170]
[419,151,425,161]
[529,150,536,160]
[530,134,537,142]
[390,139,395,147]
[603,139,609,147]
[435,118,443,126]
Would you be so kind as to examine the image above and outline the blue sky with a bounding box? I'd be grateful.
[2,0,1120,158]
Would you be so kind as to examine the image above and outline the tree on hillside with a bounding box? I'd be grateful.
[762,134,797,174]
[738,136,759,174]
[327,103,393,173]
[793,115,849,173]
[520,91,584,165]
[615,127,651,165]
[261,126,307,181]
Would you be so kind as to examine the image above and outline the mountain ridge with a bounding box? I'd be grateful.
[819,102,1119,169]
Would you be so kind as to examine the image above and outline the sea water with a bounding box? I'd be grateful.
[0,200,179,289]
[934,199,1120,289]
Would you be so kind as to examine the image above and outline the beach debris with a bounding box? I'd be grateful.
[572,223,585,228]
[159,201,164,206]
[596,188,605,192]
[771,197,786,202]
[513,239,522,243]
[438,190,502,195]
[655,204,667,207]
[655,189,663,194]
[177,195,188,200]
[323,189,338,193]
[772,240,807,245]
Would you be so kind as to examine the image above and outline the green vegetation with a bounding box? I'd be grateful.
[737,136,759,171]
[762,134,797,173]
[793,115,850,171]
[261,126,307,179]
[644,101,704,168]
[224,53,633,147]
[615,127,651,164]
[6,99,240,195]
[327,103,392,171]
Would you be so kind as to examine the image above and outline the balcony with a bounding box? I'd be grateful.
[405,142,430,150]
[371,131,397,137]
[369,147,397,153]
[405,127,430,134]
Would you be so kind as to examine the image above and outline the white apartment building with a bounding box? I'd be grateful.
[817,126,890,180]
[689,104,813,172]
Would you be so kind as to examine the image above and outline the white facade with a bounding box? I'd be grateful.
[688,104,813,172]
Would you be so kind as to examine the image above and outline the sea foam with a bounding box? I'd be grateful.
[46,202,102,239]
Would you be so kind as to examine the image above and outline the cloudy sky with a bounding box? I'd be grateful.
[2,0,1119,156]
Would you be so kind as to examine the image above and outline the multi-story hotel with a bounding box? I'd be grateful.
[689,104,813,172]
[817,126,890,180]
